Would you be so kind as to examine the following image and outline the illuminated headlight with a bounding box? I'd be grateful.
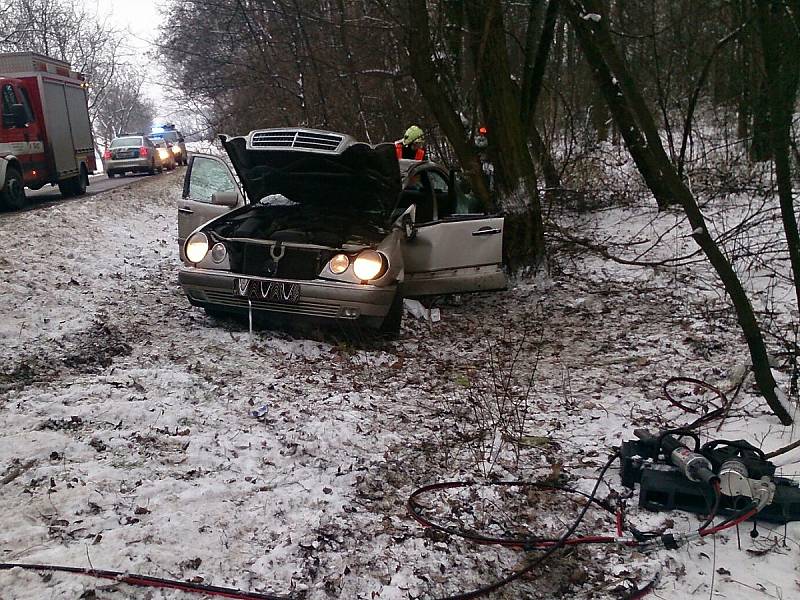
[210,242,227,263]
[352,250,386,281]
[186,232,209,263]
[157,148,169,160]
[329,253,350,274]
[172,146,182,154]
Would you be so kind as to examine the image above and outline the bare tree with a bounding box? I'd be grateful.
[1,0,123,121]
[754,0,800,314]
[93,65,155,145]
[563,0,793,424]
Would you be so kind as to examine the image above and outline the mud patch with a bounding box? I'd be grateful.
[0,319,132,392]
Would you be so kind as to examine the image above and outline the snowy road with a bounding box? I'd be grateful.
[1,172,799,599]
[9,168,185,217]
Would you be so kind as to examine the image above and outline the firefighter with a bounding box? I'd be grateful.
[395,125,426,160]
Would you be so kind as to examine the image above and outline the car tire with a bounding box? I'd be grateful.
[107,171,115,178]
[379,291,403,339]
[0,166,26,210]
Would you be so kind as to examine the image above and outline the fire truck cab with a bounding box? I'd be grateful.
[0,52,96,210]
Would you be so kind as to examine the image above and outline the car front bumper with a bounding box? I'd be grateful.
[179,267,396,327]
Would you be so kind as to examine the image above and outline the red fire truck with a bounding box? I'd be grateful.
[0,52,96,210]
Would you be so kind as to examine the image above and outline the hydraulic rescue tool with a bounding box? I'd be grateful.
[620,429,798,523]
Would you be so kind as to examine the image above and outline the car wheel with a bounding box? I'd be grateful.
[379,291,403,339]
[0,166,26,210]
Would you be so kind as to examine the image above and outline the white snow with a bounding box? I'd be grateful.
[0,170,799,599]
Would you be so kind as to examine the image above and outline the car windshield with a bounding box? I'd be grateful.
[111,137,142,147]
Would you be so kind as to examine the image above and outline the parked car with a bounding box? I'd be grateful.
[177,128,506,336]
[151,139,177,171]
[103,135,163,177]
[149,125,187,165]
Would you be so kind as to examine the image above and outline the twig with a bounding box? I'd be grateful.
[1,459,36,485]
[765,438,800,460]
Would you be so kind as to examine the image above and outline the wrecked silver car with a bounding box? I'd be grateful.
[177,128,506,335]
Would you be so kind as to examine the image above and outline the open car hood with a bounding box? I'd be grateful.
[221,132,402,221]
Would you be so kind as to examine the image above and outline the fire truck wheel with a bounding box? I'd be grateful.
[74,167,88,196]
[0,167,26,210]
[58,180,74,197]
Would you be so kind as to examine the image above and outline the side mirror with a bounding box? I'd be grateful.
[403,214,416,240]
[392,205,416,239]
[11,104,28,128]
[211,191,240,207]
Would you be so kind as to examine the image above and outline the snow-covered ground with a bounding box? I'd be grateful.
[1,171,799,599]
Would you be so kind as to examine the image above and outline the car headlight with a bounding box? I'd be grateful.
[157,148,169,160]
[211,242,227,263]
[172,146,182,154]
[186,232,209,263]
[352,250,386,281]
[329,253,350,274]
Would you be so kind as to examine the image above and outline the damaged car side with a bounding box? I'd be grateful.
[177,128,506,336]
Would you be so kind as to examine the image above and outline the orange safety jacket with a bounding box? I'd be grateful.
[396,141,425,161]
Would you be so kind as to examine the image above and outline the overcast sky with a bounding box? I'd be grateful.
[92,0,175,117]
[95,0,163,50]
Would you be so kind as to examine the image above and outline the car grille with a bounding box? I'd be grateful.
[203,290,343,318]
[239,243,335,280]
[249,130,344,152]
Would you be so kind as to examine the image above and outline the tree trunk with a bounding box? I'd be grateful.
[464,0,545,267]
[565,4,677,209]
[565,0,793,425]
[530,125,561,193]
[405,0,492,206]
[750,79,772,161]
[756,0,800,314]
[521,0,562,192]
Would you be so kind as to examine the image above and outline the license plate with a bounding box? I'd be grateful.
[233,278,300,304]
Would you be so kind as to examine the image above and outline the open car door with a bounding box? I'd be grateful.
[178,154,244,261]
[399,165,506,297]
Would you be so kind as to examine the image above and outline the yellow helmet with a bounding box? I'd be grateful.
[402,125,424,145]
